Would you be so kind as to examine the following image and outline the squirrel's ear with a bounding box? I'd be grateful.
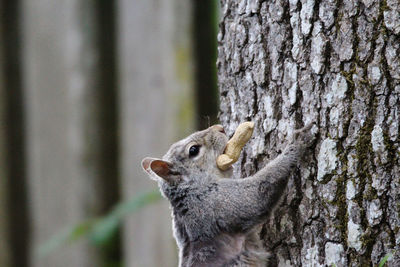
[141,157,155,173]
[141,157,181,184]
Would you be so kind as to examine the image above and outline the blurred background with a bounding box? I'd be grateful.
[0,0,220,266]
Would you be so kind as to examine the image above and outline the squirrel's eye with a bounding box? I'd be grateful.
[189,145,201,157]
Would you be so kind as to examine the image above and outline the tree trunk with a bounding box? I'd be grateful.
[0,10,11,266]
[217,0,400,266]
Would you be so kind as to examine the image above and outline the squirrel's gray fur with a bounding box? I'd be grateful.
[142,124,315,266]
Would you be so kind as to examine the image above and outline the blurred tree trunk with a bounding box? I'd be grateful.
[0,65,10,267]
[1,1,29,266]
[218,0,400,266]
[0,10,11,266]
[0,91,10,267]
[117,0,194,266]
[22,1,118,266]
[193,0,219,129]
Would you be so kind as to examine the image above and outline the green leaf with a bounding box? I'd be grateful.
[37,219,96,257]
[378,252,393,267]
[89,216,119,246]
[89,190,162,246]
[37,190,162,256]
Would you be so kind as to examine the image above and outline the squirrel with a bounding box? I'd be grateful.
[142,123,315,266]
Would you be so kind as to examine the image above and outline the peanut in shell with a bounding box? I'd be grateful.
[217,122,254,171]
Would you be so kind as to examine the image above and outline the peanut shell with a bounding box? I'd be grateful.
[217,122,254,171]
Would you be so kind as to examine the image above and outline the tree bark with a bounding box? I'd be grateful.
[217,0,400,266]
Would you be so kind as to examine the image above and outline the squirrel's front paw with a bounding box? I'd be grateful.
[292,123,318,148]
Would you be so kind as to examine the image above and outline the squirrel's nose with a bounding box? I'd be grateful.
[210,124,225,134]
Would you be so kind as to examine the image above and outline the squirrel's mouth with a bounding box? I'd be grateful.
[213,135,229,156]
[220,137,229,155]
[210,124,225,134]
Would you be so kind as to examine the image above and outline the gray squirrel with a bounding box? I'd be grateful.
[142,123,315,266]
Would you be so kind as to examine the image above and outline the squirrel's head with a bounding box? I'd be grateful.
[141,125,231,186]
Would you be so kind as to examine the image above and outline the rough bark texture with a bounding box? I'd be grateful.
[217,0,400,266]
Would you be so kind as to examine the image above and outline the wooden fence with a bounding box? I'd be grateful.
[0,0,218,266]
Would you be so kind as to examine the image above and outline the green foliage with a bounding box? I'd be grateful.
[378,251,393,267]
[37,190,162,257]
